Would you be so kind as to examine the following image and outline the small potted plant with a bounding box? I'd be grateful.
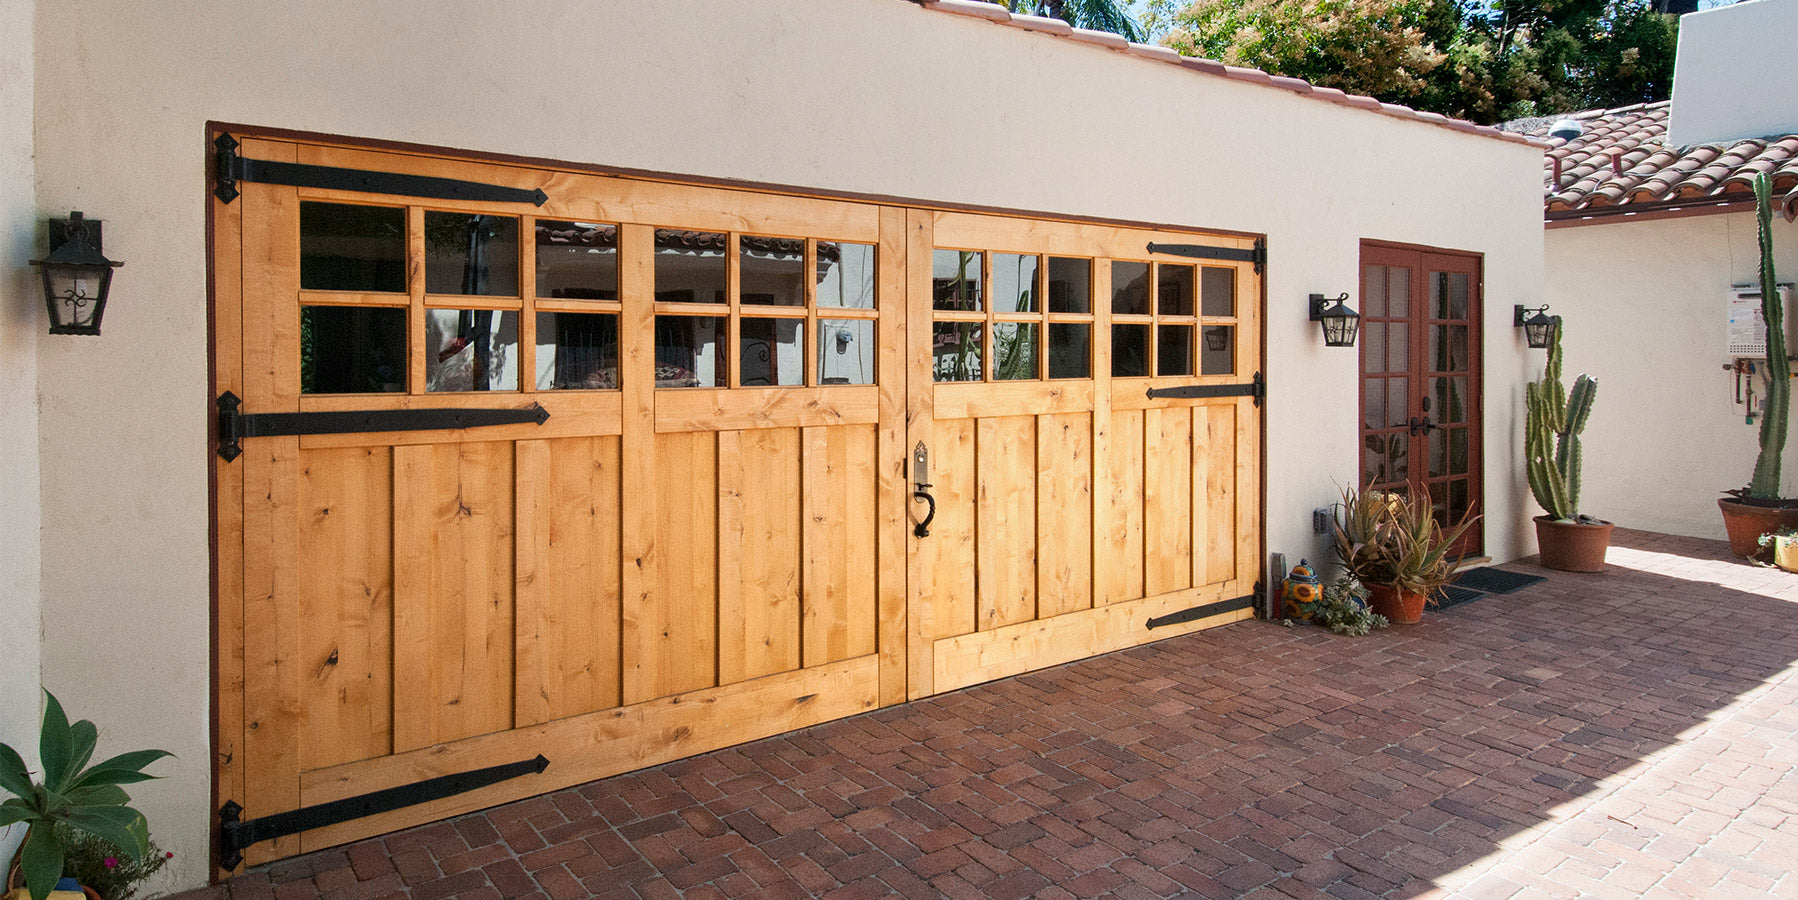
[1311,577,1388,636]
[1332,486,1478,624]
[2,692,170,900]
[56,825,171,900]
[1525,318,1612,571]
[1757,527,1798,574]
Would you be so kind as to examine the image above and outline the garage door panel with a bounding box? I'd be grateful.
[298,446,394,771]
[636,430,719,703]
[976,415,1037,631]
[802,424,879,667]
[1202,403,1239,586]
[719,428,804,683]
[1036,412,1093,619]
[1099,409,1146,606]
[515,436,622,727]
[1143,407,1194,597]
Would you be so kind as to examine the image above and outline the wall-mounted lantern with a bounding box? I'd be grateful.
[1308,293,1359,347]
[1514,304,1556,349]
[1203,325,1229,352]
[30,211,122,336]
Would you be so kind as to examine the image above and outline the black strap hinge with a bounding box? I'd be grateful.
[217,391,550,461]
[1146,372,1263,407]
[1147,594,1256,630]
[1146,237,1265,273]
[218,754,548,871]
[214,133,547,206]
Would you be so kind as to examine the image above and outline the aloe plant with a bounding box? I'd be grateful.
[0,692,170,900]
[1331,486,1478,595]
[1746,172,1788,499]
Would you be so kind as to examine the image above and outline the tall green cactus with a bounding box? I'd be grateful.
[1746,172,1788,499]
[1526,320,1597,521]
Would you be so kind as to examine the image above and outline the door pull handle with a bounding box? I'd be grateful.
[913,483,936,538]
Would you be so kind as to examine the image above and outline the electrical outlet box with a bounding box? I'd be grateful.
[1313,508,1332,535]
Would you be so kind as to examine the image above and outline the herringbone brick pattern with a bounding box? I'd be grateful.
[170,529,1798,899]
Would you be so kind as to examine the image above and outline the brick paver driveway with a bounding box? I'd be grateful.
[177,529,1798,899]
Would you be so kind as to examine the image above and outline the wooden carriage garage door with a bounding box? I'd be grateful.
[212,133,1260,866]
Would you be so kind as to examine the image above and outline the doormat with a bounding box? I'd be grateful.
[1452,567,1547,595]
[1432,585,1487,609]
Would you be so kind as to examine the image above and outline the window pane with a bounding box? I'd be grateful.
[1434,271,1469,319]
[536,221,617,300]
[1362,265,1387,318]
[300,305,406,394]
[819,318,875,385]
[1387,322,1409,373]
[817,242,876,309]
[1386,266,1410,319]
[740,235,805,306]
[740,317,805,386]
[425,309,519,391]
[1201,267,1235,317]
[301,202,405,293]
[992,253,1038,314]
[1362,322,1385,375]
[1365,376,1386,430]
[1048,323,1090,379]
[993,322,1038,380]
[933,322,982,382]
[1112,323,1149,376]
[655,230,727,303]
[1157,324,1193,376]
[424,213,518,296]
[1157,264,1194,316]
[933,250,982,311]
[1047,257,1091,313]
[535,311,618,390]
[654,315,727,387]
[1112,261,1149,315]
[1201,325,1234,375]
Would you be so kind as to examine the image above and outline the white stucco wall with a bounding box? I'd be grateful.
[1546,212,1798,538]
[1668,0,1798,146]
[0,0,41,873]
[28,1,1543,889]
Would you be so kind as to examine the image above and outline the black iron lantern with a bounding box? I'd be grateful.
[1514,304,1556,349]
[1203,326,1229,352]
[1308,292,1359,347]
[30,211,122,335]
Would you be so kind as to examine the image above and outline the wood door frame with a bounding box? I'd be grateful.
[1358,240,1485,556]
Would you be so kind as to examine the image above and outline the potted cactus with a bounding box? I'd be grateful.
[1524,319,1611,571]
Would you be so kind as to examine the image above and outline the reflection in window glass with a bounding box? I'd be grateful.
[993,322,1038,380]
[740,318,805,386]
[301,203,406,293]
[1158,324,1193,376]
[1201,267,1235,317]
[740,236,805,306]
[817,242,876,309]
[654,316,727,387]
[1047,258,1091,313]
[933,250,982,311]
[425,309,520,391]
[818,318,875,385]
[933,322,983,382]
[992,254,1038,314]
[1112,261,1150,315]
[1202,325,1234,375]
[1158,264,1194,316]
[536,221,617,300]
[1048,323,1090,379]
[424,213,519,296]
[655,230,727,303]
[301,305,407,394]
[1112,324,1149,377]
[536,312,618,390]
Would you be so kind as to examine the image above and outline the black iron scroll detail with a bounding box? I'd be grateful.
[217,391,550,461]
[1146,594,1255,630]
[1146,237,1266,273]
[1146,372,1263,406]
[213,133,548,206]
[218,755,549,871]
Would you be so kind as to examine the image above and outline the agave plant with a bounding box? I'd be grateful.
[1332,485,1478,596]
[0,692,170,900]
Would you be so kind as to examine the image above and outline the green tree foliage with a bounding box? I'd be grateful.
[1146,0,1680,124]
[1004,0,1145,41]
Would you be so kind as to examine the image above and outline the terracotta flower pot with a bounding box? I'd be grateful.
[1533,515,1613,572]
[1366,582,1426,625]
[1717,497,1798,560]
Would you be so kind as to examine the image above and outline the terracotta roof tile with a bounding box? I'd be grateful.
[1509,100,1798,221]
[914,0,1540,147]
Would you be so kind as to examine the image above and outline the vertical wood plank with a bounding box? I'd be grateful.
[516,436,622,726]
[1191,406,1210,589]
[721,428,802,682]
[1100,409,1144,605]
[298,447,394,770]
[976,415,1036,630]
[211,133,248,870]
[1143,407,1192,596]
[1209,403,1240,586]
[619,224,659,705]
[650,430,719,698]
[875,205,909,707]
[1088,258,1112,621]
[929,418,977,638]
[904,209,939,698]
[803,425,878,667]
[1035,413,1092,618]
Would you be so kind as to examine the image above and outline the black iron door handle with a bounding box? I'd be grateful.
[913,483,936,537]
[1408,415,1438,435]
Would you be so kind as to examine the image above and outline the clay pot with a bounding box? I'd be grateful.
[1717,498,1798,560]
[1534,516,1614,572]
[1366,582,1426,625]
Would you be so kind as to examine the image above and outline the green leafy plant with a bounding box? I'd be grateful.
[1525,318,1600,522]
[1332,485,1478,595]
[1311,577,1388,636]
[1,692,170,900]
[55,824,170,900]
